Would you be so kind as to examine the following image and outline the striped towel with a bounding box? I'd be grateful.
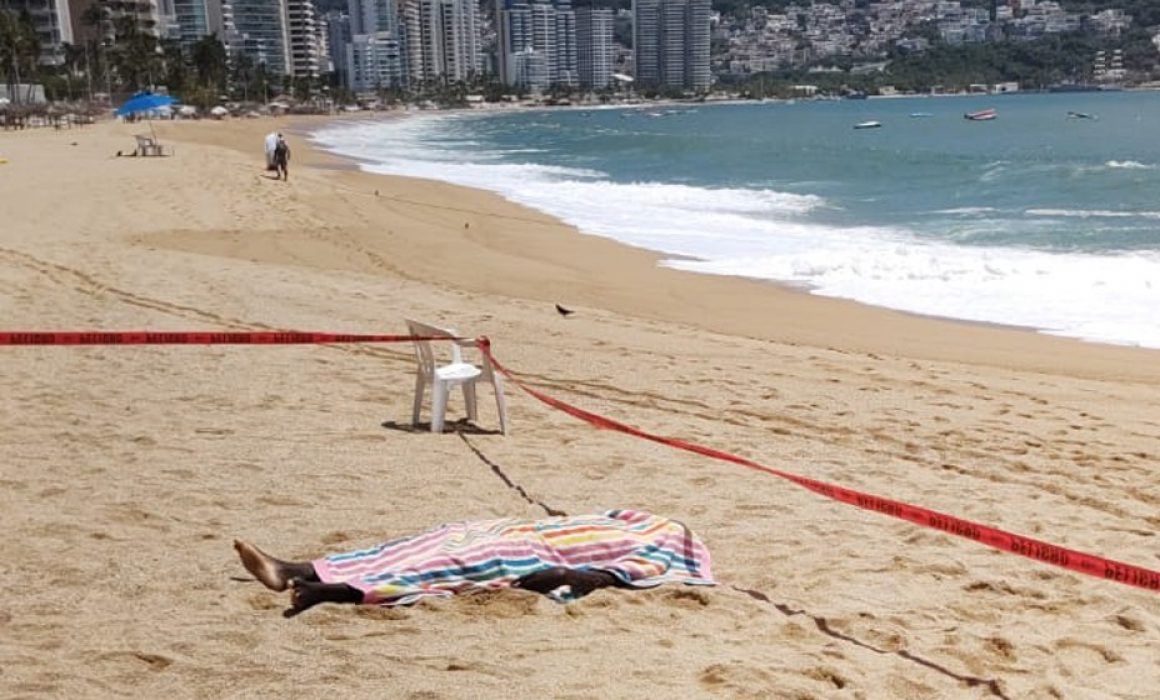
[313,509,714,605]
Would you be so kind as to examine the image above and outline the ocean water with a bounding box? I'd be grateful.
[312,92,1160,348]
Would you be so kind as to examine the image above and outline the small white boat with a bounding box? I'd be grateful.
[854,120,882,130]
[965,108,997,121]
[909,112,933,118]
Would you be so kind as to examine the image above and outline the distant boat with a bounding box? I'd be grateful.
[854,120,882,129]
[909,112,933,118]
[1067,111,1097,120]
[965,108,997,121]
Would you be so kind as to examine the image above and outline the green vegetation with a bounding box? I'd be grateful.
[1,10,40,101]
[884,29,1158,91]
[722,27,1159,98]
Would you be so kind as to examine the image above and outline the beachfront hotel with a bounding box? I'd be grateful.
[575,5,613,89]
[632,0,710,91]
[496,0,616,92]
[4,0,73,65]
[495,0,575,91]
[285,0,322,77]
[400,0,481,84]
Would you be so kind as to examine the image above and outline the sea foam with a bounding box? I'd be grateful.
[313,114,1160,349]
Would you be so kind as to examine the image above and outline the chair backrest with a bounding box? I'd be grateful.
[135,134,154,146]
[405,319,462,376]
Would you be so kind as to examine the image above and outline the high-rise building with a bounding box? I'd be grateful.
[496,0,575,91]
[684,0,708,90]
[341,0,407,90]
[155,0,183,40]
[230,0,290,75]
[286,0,320,77]
[3,0,74,64]
[173,0,212,44]
[403,0,479,84]
[346,30,406,89]
[632,0,708,91]
[349,0,398,34]
[69,0,163,49]
[632,0,658,84]
[575,5,611,89]
[495,0,530,85]
[325,10,350,81]
[552,0,576,86]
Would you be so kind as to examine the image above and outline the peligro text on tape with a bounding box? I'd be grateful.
[0,331,458,346]
[475,337,1160,594]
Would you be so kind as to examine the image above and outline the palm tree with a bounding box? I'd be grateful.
[0,12,17,101]
[1,10,42,104]
[80,2,113,98]
[190,35,228,92]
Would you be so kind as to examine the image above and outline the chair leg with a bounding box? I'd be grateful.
[412,373,425,426]
[463,382,478,423]
[431,380,449,433]
[493,376,509,435]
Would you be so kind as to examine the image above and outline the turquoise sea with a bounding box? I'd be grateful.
[314,92,1160,348]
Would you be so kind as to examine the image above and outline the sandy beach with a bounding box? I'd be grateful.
[0,116,1157,699]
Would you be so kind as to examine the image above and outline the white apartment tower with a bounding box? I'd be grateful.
[575,6,612,89]
[402,0,479,84]
[5,0,73,64]
[553,0,576,87]
[229,0,292,75]
[632,0,659,84]
[496,0,531,85]
[286,0,321,77]
[347,31,406,89]
[497,0,577,91]
[632,0,709,91]
[341,0,408,90]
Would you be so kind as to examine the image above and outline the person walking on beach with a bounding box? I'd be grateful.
[273,134,290,181]
[234,509,714,617]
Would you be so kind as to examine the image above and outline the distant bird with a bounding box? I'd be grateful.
[555,303,575,317]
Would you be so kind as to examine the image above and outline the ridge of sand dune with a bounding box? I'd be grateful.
[0,118,1156,699]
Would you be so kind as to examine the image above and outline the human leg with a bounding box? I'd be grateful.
[285,579,363,617]
[512,567,622,598]
[234,540,319,591]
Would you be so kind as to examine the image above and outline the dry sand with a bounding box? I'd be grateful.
[0,116,1157,699]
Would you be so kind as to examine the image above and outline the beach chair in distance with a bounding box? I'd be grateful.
[134,134,171,157]
[406,319,508,434]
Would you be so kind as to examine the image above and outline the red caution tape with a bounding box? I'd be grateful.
[0,331,453,346]
[477,337,1160,594]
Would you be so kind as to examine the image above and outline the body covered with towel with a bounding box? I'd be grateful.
[312,509,714,605]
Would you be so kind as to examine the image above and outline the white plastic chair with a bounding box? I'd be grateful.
[406,319,508,434]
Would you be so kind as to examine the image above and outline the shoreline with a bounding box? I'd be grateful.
[286,113,1160,382]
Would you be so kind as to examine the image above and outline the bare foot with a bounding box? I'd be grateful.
[284,579,362,618]
[234,540,293,591]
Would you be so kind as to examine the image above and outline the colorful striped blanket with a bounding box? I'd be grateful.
[312,509,715,605]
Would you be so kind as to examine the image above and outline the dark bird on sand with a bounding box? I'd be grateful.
[555,303,575,317]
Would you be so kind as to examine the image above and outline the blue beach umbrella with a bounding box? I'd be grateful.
[116,92,176,147]
[115,91,175,118]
